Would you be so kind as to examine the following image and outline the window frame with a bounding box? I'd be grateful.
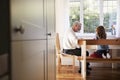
[69,0,117,36]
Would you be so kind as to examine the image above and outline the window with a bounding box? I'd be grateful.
[83,0,99,33]
[103,0,117,35]
[69,0,117,35]
[69,1,80,26]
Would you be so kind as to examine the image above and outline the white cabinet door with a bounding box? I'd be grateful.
[11,0,45,40]
[11,41,45,80]
[10,0,48,80]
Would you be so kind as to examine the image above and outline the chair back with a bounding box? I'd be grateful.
[56,33,61,54]
[56,33,76,73]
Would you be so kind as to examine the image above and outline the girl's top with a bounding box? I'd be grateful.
[96,34,109,50]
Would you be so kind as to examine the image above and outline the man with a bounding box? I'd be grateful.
[63,21,91,75]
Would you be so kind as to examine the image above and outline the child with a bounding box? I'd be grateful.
[95,26,111,58]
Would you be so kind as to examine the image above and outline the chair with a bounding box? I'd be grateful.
[56,33,75,73]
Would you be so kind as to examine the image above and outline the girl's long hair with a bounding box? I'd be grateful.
[96,26,106,39]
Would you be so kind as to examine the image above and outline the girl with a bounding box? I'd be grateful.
[95,26,111,58]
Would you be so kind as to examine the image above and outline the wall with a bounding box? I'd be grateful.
[55,0,69,37]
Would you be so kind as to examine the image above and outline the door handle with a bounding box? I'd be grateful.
[14,25,24,34]
[47,33,51,36]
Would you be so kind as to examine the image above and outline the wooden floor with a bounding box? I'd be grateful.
[56,66,120,80]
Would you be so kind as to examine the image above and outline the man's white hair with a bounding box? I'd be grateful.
[72,21,81,27]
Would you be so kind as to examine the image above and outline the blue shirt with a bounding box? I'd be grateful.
[95,34,109,50]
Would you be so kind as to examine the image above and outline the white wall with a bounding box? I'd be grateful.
[55,0,69,37]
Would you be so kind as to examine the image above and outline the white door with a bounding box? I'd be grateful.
[10,0,55,80]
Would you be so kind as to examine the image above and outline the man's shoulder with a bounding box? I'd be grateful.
[66,27,73,33]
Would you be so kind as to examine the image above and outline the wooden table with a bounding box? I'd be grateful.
[78,39,120,80]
